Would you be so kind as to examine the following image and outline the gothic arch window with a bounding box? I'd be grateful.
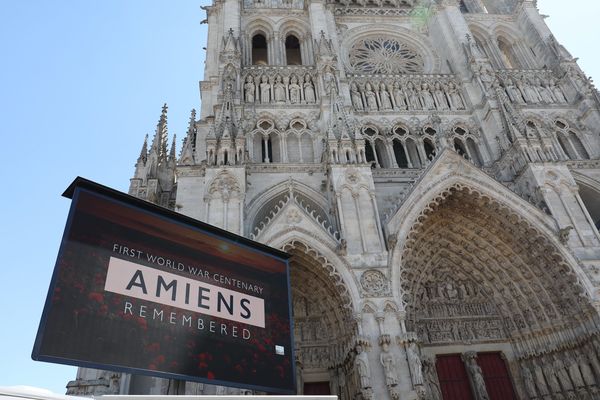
[497,37,519,69]
[405,138,422,168]
[424,138,436,159]
[252,33,269,65]
[452,126,483,166]
[578,182,600,231]
[393,139,409,168]
[554,119,590,160]
[348,36,424,74]
[285,34,302,65]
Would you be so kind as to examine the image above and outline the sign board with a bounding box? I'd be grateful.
[32,178,295,394]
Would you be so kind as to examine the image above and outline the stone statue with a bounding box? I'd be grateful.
[273,75,286,102]
[355,344,371,389]
[244,75,255,103]
[380,342,399,387]
[323,66,336,95]
[504,78,525,105]
[379,83,393,110]
[521,364,538,399]
[407,341,424,386]
[364,83,378,111]
[447,81,466,110]
[423,357,442,400]
[392,81,407,110]
[565,352,585,388]
[576,351,596,387]
[549,78,568,103]
[464,353,489,400]
[540,357,561,394]
[406,81,421,110]
[289,75,300,104]
[523,78,541,104]
[433,81,449,110]
[536,77,555,104]
[419,83,436,110]
[350,82,364,111]
[553,356,574,392]
[303,74,315,103]
[260,75,271,103]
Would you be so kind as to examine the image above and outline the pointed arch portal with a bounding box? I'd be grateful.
[282,241,357,398]
[397,184,600,399]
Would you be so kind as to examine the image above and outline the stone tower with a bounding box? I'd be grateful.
[67,0,600,399]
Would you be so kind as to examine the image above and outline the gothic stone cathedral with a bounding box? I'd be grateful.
[67,0,600,399]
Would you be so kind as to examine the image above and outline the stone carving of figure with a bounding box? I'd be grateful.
[549,78,568,103]
[565,352,585,388]
[289,76,300,104]
[407,341,424,386]
[355,345,371,389]
[523,77,541,104]
[244,75,255,103]
[379,83,393,110]
[445,283,458,300]
[323,66,336,95]
[380,342,398,387]
[521,364,538,399]
[576,351,596,388]
[303,74,316,103]
[540,357,561,394]
[350,82,363,111]
[465,354,490,400]
[364,83,378,111]
[586,343,600,384]
[504,78,525,104]
[433,81,449,110]
[553,356,574,392]
[406,81,421,110]
[273,75,286,102]
[423,358,442,400]
[536,77,555,104]
[260,75,271,103]
[447,82,465,110]
[419,83,436,110]
[392,81,407,110]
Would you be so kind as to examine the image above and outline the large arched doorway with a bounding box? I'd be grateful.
[282,241,358,399]
[399,185,600,400]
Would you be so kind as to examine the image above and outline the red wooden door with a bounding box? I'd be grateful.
[303,382,331,395]
[436,354,475,400]
[477,352,517,400]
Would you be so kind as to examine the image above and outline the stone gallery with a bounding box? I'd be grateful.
[66,0,600,398]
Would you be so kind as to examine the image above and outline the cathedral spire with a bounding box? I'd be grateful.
[137,134,148,166]
[150,103,169,161]
[169,134,177,162]
[179,109,197,165]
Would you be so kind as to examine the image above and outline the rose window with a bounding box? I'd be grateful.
[349,36,424,74]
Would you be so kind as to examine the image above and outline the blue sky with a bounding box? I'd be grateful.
[0,0,598,394]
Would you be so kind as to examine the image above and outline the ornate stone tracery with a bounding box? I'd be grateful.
[348,36,424,75]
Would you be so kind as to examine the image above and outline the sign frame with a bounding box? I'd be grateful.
[32,177,296,394]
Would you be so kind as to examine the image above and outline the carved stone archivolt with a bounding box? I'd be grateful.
[397,182,598,357]
[286,241,356,370]
[360,270,391,297]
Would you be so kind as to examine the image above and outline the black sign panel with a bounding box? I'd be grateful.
[33,178,295,394]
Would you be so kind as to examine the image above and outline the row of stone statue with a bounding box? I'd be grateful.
[354,338,428,400]
[243,73,317,104]
[350,79,466,112]
[498,73,568,105]
[521,342,600,400]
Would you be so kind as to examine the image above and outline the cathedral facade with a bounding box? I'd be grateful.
[67,0,600,399]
